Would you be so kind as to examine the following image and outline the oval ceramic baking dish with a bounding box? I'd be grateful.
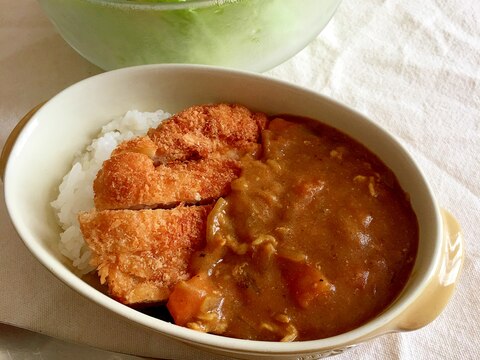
[1,65,463,359]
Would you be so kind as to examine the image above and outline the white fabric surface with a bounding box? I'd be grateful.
[1,0,479,359]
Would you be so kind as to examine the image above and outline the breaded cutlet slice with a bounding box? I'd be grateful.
[146,103,268,162]
[79,205,213,305]
[112,135,260,163]
[93,152,242,211]
[111,136,157,159]
[94,103,266,210]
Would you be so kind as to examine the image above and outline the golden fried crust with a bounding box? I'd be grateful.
[85,104,268,305]
[94,152,157,211]
[94,104,267,210]
[111,136,157,159]
[147,103,268,162]
[94,152,242,210]
[79,205,213,304]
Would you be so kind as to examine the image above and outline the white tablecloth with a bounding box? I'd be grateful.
[1,0,479,359]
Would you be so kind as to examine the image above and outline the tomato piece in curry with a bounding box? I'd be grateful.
[167,117,419,341]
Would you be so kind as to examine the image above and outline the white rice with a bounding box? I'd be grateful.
[51,109,171,273]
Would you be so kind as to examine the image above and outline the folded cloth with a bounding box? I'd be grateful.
[0,0,479,359]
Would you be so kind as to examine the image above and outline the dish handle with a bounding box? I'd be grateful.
[0,103,44,182]
[392,208,464,331]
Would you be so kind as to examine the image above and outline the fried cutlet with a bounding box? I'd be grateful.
[81,103,268,306]
[111,135,157,159]
[93,152,242,210]
[147,103,268,162]
[94,104,267,210]
[79,205,213,305]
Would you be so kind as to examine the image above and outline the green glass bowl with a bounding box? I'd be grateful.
[38,0,342,71]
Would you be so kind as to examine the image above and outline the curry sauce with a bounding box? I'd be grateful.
[167,116,419,341]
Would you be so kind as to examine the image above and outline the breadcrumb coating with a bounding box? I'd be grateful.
[79,103,269,306]
[79,205,213,304]
[147,103,268,162]
[94,153,242,210]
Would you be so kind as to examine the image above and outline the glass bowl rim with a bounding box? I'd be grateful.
[86,0,244,10]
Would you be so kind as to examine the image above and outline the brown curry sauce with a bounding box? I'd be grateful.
[166,116,419,341]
